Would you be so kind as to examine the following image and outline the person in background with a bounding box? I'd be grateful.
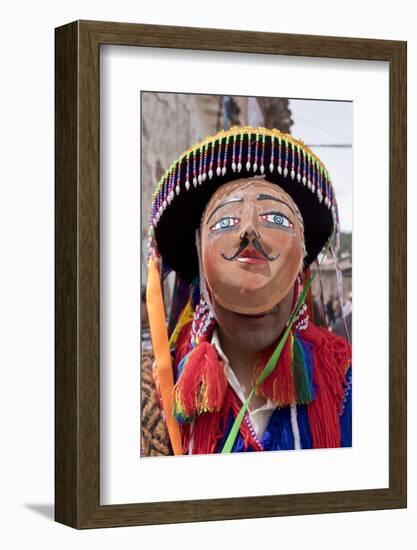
[326,294,335,327]
[334,292,352,342]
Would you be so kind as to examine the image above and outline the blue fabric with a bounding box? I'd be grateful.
[261,406,295,451]
[212,357,353,453]
[216,406,297,452]
[214,369,353,452]
[340,365,352,447]
[216,411,257,453]
[297,404,313,449]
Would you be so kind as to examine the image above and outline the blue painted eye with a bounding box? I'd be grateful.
[210,217,240,232]
[260,213,293,228]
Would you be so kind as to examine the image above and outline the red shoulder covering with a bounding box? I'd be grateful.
[188,387,263,454]
[302,322,352,448]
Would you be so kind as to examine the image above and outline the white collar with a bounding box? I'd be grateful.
[210,327,276,437]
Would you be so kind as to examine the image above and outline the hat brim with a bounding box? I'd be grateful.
[153,131,335,282]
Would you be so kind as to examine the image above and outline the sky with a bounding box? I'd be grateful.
[289,99,353,233]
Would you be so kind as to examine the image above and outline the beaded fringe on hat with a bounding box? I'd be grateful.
[147,127,341,259]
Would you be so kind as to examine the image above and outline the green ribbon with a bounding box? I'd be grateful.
[221,239,333,454]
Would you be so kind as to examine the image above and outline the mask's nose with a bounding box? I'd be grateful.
[239,221,260,241]
[239,204,260,241]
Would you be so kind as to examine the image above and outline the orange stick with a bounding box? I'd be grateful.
[146,257,183,455]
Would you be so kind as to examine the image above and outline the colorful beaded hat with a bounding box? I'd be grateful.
[147,126,340,280]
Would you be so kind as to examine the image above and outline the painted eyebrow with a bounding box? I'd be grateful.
[206,197,243,224]
[256,193,296,216]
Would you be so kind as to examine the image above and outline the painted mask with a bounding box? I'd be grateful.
[200,178,304,315]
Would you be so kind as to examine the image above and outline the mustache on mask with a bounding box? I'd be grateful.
[221,237,280,262]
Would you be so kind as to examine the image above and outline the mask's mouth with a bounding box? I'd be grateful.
[221,237,280,263]
[236,247,268,265]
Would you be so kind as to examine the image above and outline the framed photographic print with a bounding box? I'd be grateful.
[55,20,406,528]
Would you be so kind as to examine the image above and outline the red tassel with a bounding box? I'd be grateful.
[191,410,225,454]
[303,323,351,448]
[189,388,263,454]
[191,388,233,454]
[253,334,297,406]
[173,341,228,420]
[250,281,300,407]
[180,423,191,454]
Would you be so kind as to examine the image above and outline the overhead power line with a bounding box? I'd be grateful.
[306,144,352,148]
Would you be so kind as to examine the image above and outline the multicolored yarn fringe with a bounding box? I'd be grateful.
[252,332,315,407]
[172,276,310,422]
[147,126,341,258]
[172,338,228,423]
[172,294,228,422]
[252,320,350,449]
[169,313,351,453]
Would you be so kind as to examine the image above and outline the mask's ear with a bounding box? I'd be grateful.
[195,228,217,321]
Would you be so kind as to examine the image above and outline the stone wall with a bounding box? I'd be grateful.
[141,92,292,283]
